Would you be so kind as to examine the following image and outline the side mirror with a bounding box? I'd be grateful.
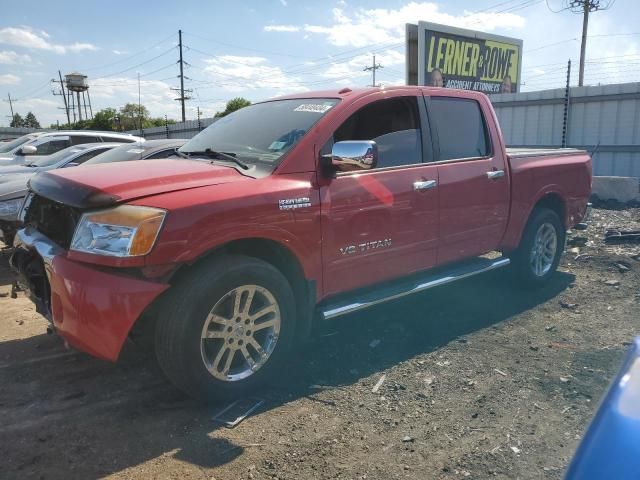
[63,162,79,168]
[324,140,378,172]
[19,145,37,156]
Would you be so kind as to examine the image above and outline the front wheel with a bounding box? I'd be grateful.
[154,254,296,401]
[511,207,565,287]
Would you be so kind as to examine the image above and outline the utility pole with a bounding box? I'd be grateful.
[52,70,71,125]
[138,72,143,137]
[363,55,383,87]
[565,0,613,86]
[172,29,191,122]
[6,93,15,124]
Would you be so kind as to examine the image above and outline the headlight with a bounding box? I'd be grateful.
[70,205,166,257]
[0,197,23,218]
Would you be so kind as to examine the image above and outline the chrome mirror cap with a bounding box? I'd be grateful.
[329,140,378,172]
[20,145,37,155]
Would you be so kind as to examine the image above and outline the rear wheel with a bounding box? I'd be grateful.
[154,254,296,401]
[511,207,565,286]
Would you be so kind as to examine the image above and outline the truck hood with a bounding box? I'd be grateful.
[30,158,253,209]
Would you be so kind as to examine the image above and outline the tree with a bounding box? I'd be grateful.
[10,113,24,127]
[90,108,118,131]
[118,103,150,131]
[23,112,40,128]
[215,97,251,117]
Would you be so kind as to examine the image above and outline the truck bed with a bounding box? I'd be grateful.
[506,147,587,159]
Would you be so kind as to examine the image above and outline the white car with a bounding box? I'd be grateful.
[0,131,144,166]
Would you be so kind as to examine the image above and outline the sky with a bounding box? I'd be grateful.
[0,0,637,127]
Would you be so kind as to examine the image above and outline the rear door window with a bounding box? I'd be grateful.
[74,148,111,164]
[430,97,490,161]
[71,135,101,145]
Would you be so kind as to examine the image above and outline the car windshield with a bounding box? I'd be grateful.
[83,143,153,164]
[179,98,339,167]
[0,135,36,154]
[28,147,85,167]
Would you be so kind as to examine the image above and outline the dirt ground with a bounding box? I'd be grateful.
[1,207,639,480]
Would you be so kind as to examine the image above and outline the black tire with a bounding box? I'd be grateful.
[511,207,565,287]
[154,254,296,402]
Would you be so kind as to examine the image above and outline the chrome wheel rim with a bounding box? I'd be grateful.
[200,285,281,382]
[530,222,557,277]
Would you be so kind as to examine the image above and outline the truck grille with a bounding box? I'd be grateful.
[23,194,80,250]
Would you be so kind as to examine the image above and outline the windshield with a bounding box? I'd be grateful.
[179,98,339,167]
[28,147,86,167]
[0,135,36,154]
[84,143,151,165]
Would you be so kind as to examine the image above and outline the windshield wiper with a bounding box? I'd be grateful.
[181,148,249,170]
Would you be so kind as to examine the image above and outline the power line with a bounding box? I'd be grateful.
[93,46,177,80]
[82,33,177,72]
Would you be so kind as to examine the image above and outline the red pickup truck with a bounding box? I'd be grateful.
[11,86,591,400]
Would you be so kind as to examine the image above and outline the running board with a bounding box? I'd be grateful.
[321,256,510,320]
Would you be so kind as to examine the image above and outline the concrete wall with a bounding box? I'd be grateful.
[491,82,640,178]
[0,127,48,140]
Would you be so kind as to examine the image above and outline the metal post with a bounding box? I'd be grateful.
[197,106,202,131]
[562,60,572,148]
[165,115,169,139]
[76,91,82,122]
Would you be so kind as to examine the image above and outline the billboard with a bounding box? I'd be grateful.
[407,22,523,94]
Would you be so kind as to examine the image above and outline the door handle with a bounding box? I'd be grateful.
[413,180,437,191]
[486,170,505,180]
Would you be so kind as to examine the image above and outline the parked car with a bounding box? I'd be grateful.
[0,140,185,247]
[566,338,640,479]
[0,142,123,179]
[0,143,122,245]
[10,87,592,401]
[83,139,186,166]
[0,131,143,166]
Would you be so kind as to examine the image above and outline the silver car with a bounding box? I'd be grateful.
[0,130,144,166]
[0,143,122,245]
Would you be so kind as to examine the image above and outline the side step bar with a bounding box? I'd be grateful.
[321,256,510,320]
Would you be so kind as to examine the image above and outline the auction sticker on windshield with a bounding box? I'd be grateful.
[294,104,333,113]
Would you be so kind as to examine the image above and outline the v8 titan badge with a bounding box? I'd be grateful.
[278,197,311,210]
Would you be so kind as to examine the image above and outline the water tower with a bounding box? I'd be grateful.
[64,72,93,123]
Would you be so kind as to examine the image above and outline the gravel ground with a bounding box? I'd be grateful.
[1,207,639,480]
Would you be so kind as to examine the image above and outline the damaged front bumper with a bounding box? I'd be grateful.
[10,226,169,361]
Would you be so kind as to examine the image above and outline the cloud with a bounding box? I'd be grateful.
[264,25,300,32]
[200,55,309,94]
[279,0,288,5]
[266,2,525,48]
[0,50,31,64]
[112,49,128,55]
[0,26,97,54]
[0,73,20,85]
